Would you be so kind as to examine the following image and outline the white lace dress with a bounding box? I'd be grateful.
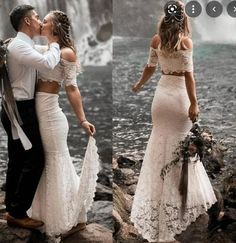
[28,50,100,238]
[130,46,217,242]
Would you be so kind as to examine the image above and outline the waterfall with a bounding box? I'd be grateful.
[184,0,236,43]
[0,0,112,65]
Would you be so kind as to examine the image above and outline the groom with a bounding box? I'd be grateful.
[0,5,60,228]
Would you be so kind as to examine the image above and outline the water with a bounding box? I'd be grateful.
[113,37,236,170]
[0,65,112,186]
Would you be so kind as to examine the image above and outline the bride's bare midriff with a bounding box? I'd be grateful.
[36,79,60,94]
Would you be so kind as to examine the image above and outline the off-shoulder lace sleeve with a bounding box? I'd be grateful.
[147,47,158,67]
[183,50,193,72]
[61,59,81,87]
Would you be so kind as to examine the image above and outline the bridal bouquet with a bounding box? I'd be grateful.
[160,122,226,180]
[0,39,8,67]
[160,122,226,214]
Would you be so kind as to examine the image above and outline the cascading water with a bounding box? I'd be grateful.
[184,0,236,43]
[0,0,112,65]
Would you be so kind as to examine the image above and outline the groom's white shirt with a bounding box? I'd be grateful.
[7,32,60,101]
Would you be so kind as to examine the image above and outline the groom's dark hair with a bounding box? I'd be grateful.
[9,5,35,31]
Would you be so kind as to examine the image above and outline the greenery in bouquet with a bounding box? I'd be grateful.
[160,122,227,214]
[0,39,8,67]
[160,122,227,181]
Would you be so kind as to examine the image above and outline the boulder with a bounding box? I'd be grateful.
[0,219,112,243]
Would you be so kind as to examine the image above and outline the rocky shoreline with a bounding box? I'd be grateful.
[0,179,113,243]
[113,155,236,243]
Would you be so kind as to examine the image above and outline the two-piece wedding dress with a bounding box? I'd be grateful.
[130,40,217,242]
[28,46,100,237]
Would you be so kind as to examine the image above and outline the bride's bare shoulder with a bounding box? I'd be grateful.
[150,34,160,49]
[61,47,77,62]
[181,37,193,50]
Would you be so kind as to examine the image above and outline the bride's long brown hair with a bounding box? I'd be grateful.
[50,10,76,53]
[158,1,191,52]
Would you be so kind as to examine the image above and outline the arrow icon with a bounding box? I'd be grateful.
[226,1,236,17]
[213,6,216,12]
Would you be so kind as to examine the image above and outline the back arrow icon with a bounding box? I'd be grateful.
[213,6,216,12]
[234,6,236,12]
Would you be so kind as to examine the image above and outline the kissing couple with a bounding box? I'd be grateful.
[0,4,100,239]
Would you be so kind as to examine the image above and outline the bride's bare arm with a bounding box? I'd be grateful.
[185,71,199,121]
[65,84,96,136]
[183,37,199,122]
[132,35,160,92]
[62,48,95,135]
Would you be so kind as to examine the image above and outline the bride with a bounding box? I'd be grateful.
[131,1,217,242]
[28,10,100,238]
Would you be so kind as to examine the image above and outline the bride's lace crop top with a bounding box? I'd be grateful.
[35,45,81,87]
[147,46,193,73]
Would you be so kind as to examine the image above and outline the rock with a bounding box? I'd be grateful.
[62,223,113,243]
[94,183,112,201]
[113,167,127,187]
[112,158,118,170]
[208,188,224,230]
[113,208,143,243]
[0,219,112,243]
[1,182,6,191]
[97,159,112,188]
[114,223,144,243]
[0,194,5,214]
[96,147,113,188]
[117,156,136,169]
[126,184,137,196]
[225,222,236,242]
[204,142,227,176]
[208,231,235,243]
[87,201,113,230]
[124,178,138,187]
[0,219,42,243]
[222,171,236,207]
[113,183,132,224]
[99,147,112,165]
[113,209,123,234]
[120,168,135,182]
[175,213,209,243]
[96,22,112,42]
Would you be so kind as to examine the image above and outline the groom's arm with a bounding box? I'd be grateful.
[9,40,60,72]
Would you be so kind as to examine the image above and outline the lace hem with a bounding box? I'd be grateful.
[29,136,100,237]
[131,199,216,242]
[77,136,100,213]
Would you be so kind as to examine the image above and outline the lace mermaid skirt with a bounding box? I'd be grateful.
[28,92,99,237]
[131,76,217,242]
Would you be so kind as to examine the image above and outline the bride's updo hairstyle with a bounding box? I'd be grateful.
[50,10,76,52]
[158,1,191,52]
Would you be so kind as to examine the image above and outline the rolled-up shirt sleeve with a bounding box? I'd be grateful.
[12,41,60,72]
